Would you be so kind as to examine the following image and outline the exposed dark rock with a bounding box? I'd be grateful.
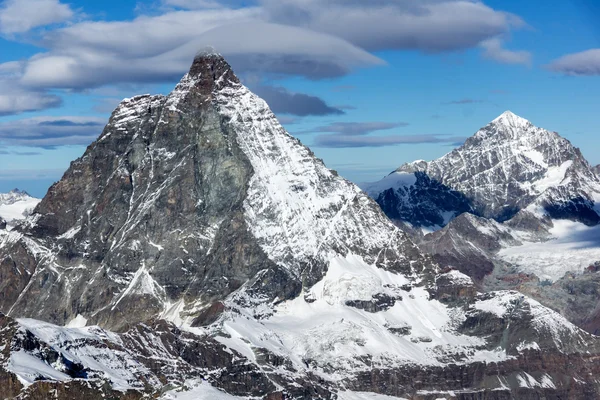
[386,325,411,336]
[345,293,401,313]
[363,171,472,229]
[191,301,226,327]
[431,270,477,305]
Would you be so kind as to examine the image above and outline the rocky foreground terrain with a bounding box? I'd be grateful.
[1,53,600,399]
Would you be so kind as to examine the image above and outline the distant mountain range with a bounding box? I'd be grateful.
[0,189,40,228]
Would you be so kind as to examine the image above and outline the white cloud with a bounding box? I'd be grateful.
[480,37,532,66]
[0,90,62,115]
[0,116,105,147]
[17,14,383,89]
[5,0,525,91]
[0,0,73,34]
[0,0,531,116]
[261,0,525,52]
[0,77,62,115]
[547,49,600,76]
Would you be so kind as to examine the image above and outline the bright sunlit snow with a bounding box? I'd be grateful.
[160,380,245,399]
[499,219,600,282]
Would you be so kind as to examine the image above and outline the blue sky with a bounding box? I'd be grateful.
[0,0,599,197]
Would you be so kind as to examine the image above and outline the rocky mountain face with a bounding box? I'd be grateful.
[361,171,472,232]
[2,52,425,332]
[2,54,600,399]
[0,189,40,228]
[419,213,523,282]
[365,111,600,230]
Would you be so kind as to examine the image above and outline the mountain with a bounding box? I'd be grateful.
[363,112,600,335]
[3,51,425,332]
[364,111,600,230]
[2,53,600,399]
[0,189,40,228]
[360,171,473,233]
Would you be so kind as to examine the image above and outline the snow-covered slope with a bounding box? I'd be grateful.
[499,219,600,282]
[0,189,40,227]
[215,78,423,281]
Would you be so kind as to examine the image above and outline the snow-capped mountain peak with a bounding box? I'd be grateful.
[364,111,600,227]
[490,110,531,129]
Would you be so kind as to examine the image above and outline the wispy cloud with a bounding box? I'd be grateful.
[547,49,600,76]
[480,37,532,66]
[301,121,465,148]
[253,85,345,116]
[313,134,468,148]
[299,121,409,136]
[263,0,525,52]
[0,88,63,116]
[0,116,105,148]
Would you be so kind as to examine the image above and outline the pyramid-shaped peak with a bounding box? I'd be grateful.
[188,47,238,83]
[491,110,531,128]
[9,188,29,196]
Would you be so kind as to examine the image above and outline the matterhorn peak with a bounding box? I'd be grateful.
[188,46,238,85]
[491,110,531,128]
